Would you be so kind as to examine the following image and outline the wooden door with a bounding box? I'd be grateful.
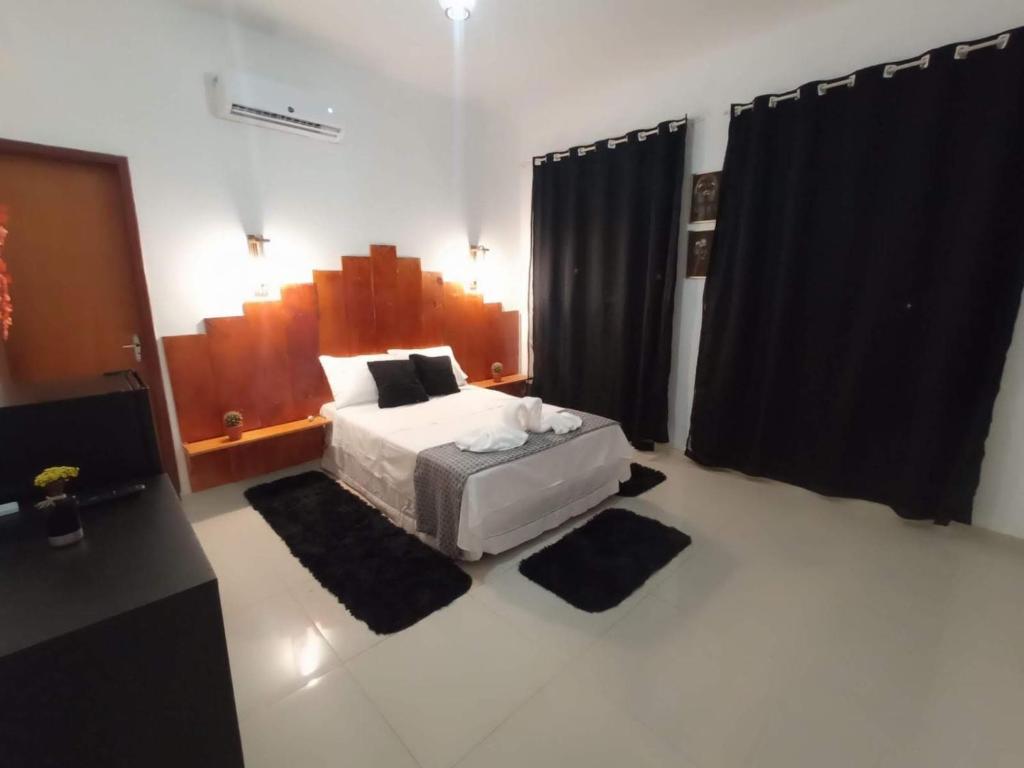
[0,141,178,487]
[0,155,143,379]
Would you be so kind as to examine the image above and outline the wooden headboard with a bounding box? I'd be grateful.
[164,244,520,491]
[163,244,520,445]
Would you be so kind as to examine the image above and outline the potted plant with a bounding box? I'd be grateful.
[224,411,244,441]
[491,361,504,383]
[34,466,83,547]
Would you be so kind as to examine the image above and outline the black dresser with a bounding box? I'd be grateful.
[0,372,244,767]
[0,476,245,768]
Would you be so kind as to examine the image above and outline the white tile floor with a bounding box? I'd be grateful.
[184,449,1024,768]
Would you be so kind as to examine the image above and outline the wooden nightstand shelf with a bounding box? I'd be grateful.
[183,416,329,491]
[470,373,532,397]
[184,416,329,458]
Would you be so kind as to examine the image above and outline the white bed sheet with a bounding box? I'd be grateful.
[319,387,632,558]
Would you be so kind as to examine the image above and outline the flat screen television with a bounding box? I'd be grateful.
[0,370,162,504]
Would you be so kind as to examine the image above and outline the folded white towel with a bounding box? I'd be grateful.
[455,425,529,453]
[501,400,523,429]
[539,411,583,435]
[503,396,543,432]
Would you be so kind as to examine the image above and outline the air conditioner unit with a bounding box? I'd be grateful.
[211,72,344,143]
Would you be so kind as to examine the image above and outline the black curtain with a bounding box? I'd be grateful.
[688,28,1024,525]
[531,120,687,444]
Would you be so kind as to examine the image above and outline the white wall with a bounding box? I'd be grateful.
[482,0,1024,537]
[464,108,531,367]
[0,0,497,489]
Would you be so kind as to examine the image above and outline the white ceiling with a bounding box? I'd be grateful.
[180,0,842,112]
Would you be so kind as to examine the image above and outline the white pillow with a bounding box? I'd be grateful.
[387,345,469,386]
[319,353,393,408]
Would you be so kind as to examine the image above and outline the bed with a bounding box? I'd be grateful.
[320,385,633,560]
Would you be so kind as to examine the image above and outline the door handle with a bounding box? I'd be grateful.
[122,333,142,363]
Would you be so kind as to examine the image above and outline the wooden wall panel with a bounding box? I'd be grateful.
[370,244,399,350]
[442,282,467,369]
[162,335,221,442]
[163,243,520,491]
[497,311,521,377]
[205,316,266,429]
[442,282,491,381]
[313,270,349,356]
[395,257,424,345]
[480,303,502,378]
[281,283,331,416]
[242,301,296,425]
[340,256,376,354]
[462,293,488,382]
[421,271,446,346]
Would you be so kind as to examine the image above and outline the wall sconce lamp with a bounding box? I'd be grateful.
[247,234,269,258]
[247,234,271,298]
[468,244,489,293]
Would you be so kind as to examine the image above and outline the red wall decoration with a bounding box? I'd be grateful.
[0,207,12,341]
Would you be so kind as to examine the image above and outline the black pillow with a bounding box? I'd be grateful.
[410,354,460,397]
[367,360,430,408]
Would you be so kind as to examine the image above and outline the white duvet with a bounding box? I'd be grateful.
[320,386,633,558]
[322,387,569,497]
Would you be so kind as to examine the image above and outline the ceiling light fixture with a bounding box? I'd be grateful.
[438,0,474,21]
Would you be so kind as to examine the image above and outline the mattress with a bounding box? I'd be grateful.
[320,387,633,559]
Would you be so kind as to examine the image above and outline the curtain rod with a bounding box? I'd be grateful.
[730,29,1012,118]
[533,117,687,166]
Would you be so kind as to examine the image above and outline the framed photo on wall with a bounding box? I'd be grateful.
[690,171,722,223]
[687,229,714,279]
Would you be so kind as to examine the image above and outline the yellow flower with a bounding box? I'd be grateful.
[33,466,80,488]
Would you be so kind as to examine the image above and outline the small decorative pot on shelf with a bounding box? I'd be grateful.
[223,410,244,441]
[34,466,83,548]
[491,361,504,383]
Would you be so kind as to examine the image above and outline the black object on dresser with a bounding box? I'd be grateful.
[0,370,162,504]
[0,475,245,768]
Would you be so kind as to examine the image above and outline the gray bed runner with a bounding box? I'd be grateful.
[413,410,619,556]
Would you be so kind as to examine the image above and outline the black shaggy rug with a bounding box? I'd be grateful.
[245,471,470,635]
[519,508,690,612]
[618,462,667,497]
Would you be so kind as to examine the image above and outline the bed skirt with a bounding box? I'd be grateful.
[320,444,629,560]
